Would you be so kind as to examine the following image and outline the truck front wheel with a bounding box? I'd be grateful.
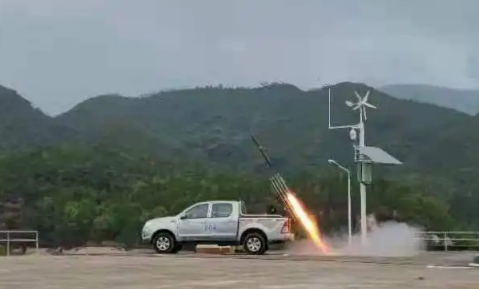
[153,232,177,254]
[243,232,267,255]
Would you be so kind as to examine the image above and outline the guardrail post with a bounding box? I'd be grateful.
[443,231,448,252]
[6,231,10,257]
[36,231,39,255]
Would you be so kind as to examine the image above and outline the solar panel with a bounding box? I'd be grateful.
[358,146,402,165]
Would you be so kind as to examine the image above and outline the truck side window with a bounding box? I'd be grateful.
[184,204,209,219]
[211,203,233,218]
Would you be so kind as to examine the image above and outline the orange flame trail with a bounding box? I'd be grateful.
[286,192,331,254]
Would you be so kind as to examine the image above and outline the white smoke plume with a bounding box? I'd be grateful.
[287,220,425,257]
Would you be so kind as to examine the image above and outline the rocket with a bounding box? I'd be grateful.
[251,135,296,218]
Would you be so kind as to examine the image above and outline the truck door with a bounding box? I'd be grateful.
[177,203,211,241]
[206,202,238,241]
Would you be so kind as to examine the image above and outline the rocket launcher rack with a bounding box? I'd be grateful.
[270,173,295,217]
[251,135,297,220]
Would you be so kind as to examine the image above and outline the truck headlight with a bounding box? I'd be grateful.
[144,220,153,227]
[142,225,152,239]
[143,223,153,232]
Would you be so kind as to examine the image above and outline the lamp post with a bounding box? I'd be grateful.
[328,159,352,245]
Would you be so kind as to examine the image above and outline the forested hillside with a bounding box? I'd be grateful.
[0,85,76,151]
[55,82,469,174]
[0,82,478,248]
[0,145,456,248]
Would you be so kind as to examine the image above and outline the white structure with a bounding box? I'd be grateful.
[328,159,352,245]
[328,88,402,245]
[0,230,39,256]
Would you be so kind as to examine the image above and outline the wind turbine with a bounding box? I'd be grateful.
[328,87,401,245]
[345,90,377,121]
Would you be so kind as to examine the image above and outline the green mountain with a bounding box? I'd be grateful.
[0,81,474,178]
[379,84,479,115]
[55,82,469,174]
[0,85,76,151]
[51,82,479,226]
[0,81,479,246]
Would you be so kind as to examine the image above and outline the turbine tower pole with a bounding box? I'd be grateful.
[358,106,367,244]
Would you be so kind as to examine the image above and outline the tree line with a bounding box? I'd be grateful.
[0,145,462,249]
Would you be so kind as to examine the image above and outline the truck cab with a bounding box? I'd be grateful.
[141,200,294,255]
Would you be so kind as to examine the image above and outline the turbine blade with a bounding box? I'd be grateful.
[363,107,367,120]
[364,102,377,109]
[345,100,354,107]
[354,91,362,102]
[353,105,360,110]
[363,90,370,102]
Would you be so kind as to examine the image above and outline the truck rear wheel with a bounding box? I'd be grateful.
[243,232,267,255]
[153,232,177,254]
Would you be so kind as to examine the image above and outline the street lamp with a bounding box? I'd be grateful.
[328,159,352,245]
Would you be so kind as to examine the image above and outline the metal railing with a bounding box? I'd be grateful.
[0,230,39,256]
[420,231,479,251]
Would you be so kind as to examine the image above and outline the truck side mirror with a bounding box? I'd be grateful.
[179,214,187,220]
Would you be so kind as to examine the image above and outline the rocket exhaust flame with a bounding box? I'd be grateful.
[252,135,331,254]
[271,174,331,254]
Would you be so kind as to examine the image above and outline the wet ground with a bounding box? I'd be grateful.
[1,253,478,289]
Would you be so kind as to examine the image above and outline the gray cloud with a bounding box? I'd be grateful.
[0,0,478,115]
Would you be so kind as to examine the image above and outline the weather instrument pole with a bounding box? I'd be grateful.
[357,91,368,245]
[327,87,402,245]
[328,88,372,244]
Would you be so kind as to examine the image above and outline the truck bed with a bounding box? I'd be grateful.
[239,214,285,219]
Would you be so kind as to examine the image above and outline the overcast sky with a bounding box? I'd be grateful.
[0,0,478,115]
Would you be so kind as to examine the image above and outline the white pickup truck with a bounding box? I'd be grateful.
[141,200,294,255]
